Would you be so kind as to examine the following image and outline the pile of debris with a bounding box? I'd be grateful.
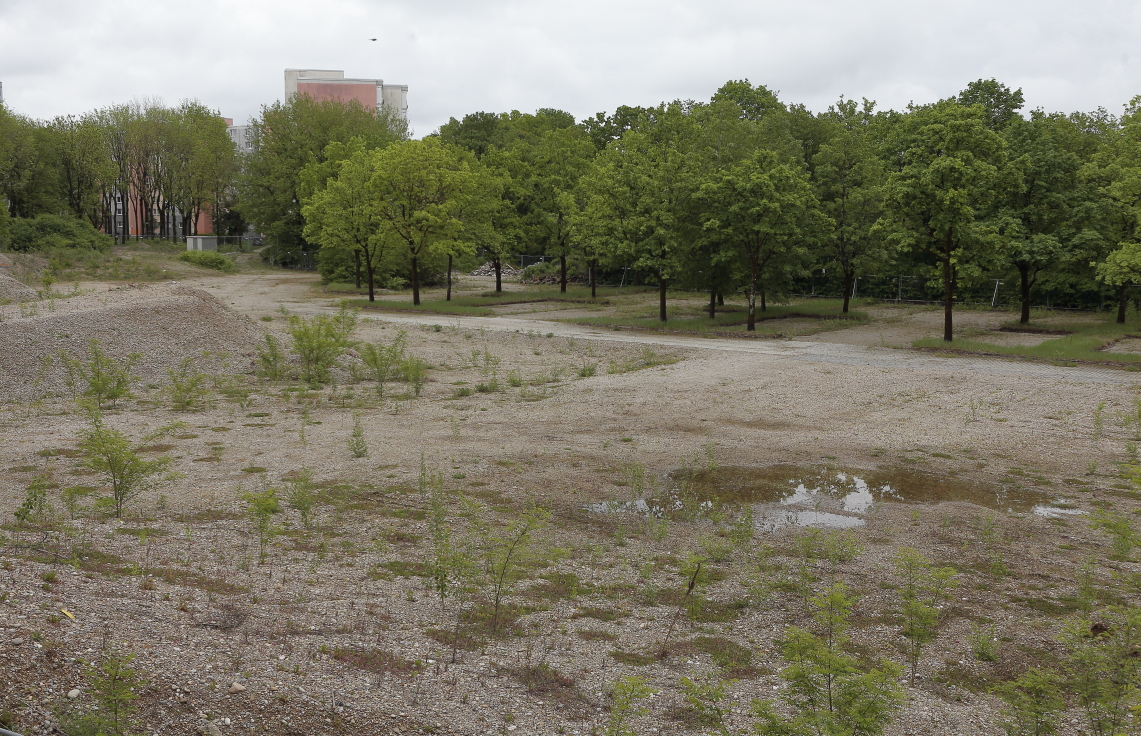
[468,262,520,277]
[0,284,265,402]
[0,272,39,303]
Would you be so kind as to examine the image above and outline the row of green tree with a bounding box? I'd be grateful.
[0,99,237,246]
[262,80,1141,340]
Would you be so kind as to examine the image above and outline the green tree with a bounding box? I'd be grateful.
[813,98,889,313]
[579,102,706,321]
[366,138,481,304]
[996,112,1089,323]
[958,78,1026,131]
[47,112,114,229]
[877,100,1007,341]
[1087,98,1141,322]
[302,139,398,301]
[1095,242,1141,323]
[237,94,405,255]
[697,150,824,329]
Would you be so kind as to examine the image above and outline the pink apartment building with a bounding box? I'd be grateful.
[283,69,408,118]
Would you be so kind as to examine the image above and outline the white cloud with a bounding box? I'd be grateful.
[1,0,1138,133]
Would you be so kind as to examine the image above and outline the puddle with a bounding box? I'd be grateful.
[588,465,1080,531]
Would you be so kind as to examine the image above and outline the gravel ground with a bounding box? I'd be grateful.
[2,273,1140,736]
[0,273,39,303]
[0,283,265,403]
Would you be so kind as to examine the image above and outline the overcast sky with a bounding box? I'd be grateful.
[2,0,1139,136]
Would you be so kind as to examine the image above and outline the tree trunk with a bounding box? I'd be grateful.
[842,270,853,313]
[354,250,361,289]
[365,252,376,302]
[1019,264,1031,325]
[942,246,954,342]
[1118,283,1129,324]
[709,290,716,320]
[748,258,758,330]
[446,253,453,301]
[589,261,596,299]
[411,254,421,306]
[760,286,767,312]
[559,255,567,293]
[658,274,667,322]
[494,257,502,293]
[717,293,724,306]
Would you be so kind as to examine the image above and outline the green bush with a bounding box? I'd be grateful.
[7,214,112,253]
[177,250,236,272]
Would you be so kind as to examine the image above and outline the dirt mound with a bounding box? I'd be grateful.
[469,261,520,277]
[0,272,38,303]
[0,283,266,402]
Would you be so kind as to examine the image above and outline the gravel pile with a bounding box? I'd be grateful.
[0,283,266,402]
[0,272,38,303]
[468,261,519,277]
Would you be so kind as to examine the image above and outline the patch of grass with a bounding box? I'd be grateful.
[241,466,268,474]
[609,650,656,666]
[152,567,248,595]
[567,299,867,336]
[177,250,236,272]
[526,572,594,601]
[577,629,619,642]
[914,318,1141,365]
[686,596,749,623]
[571,606,628,622]
[332,648,422,677]
[507,663,590,715]
[687,635,756,674]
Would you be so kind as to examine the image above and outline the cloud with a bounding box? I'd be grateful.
[1,0,1138,134]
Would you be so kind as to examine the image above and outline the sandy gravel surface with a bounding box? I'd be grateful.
[0,283,264,403]
[0,272,39,303]
[2,271,1140,736]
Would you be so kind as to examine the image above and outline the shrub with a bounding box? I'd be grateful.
[177,250,235,271]
[288,308,358,384]
[285,468,317,527]
[255,333,289,381]
[242,486,282,562]
[14,474,52,523]
[8,214,112,253]
[59,339,139,409]
[78,413,175,518]
[359,330,407,396]
[165,357,211,411]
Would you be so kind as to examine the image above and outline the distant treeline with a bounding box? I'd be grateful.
[5,79,1141,336]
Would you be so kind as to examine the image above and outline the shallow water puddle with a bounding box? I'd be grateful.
[589,465,1079,531]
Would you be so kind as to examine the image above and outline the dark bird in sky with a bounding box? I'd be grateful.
[368,38,377,41]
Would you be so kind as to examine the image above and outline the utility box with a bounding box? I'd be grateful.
[186,236,218,252]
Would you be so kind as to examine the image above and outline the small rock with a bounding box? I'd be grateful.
[67,689,80,699]
[11,638,24,646]
[228,682,246,694]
